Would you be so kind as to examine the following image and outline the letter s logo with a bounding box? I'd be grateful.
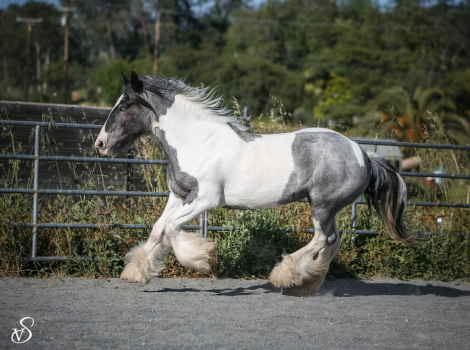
[11,317,34,344]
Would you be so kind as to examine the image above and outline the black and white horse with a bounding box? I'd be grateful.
[95,72,419,296]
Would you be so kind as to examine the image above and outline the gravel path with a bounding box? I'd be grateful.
[1,277,469,349]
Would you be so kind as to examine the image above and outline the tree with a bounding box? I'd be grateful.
[312,72,364,126]
[0,2,62,101]
[2,0,470,119]
[358,86,470,145]
[65,0,135,61]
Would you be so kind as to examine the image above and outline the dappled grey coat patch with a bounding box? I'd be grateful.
[154,127,199,205]
[278,132,371,210]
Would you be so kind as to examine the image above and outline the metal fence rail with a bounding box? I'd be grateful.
[1,119,469,262]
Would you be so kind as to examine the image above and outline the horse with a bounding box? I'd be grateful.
[94,71,420,296]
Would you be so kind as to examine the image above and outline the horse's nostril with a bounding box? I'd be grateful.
[95,139,105,149]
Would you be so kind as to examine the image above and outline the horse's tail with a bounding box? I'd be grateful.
[364,152,422,246]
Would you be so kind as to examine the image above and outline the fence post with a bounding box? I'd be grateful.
[32,125,40,258]
[199,211,208,238]
[126,148,134,192]
[351,202,357,247]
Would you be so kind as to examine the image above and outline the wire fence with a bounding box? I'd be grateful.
[1,118,469,262]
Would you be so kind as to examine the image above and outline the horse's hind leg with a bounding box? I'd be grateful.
[121,193,182,283]
[269,209,341,296]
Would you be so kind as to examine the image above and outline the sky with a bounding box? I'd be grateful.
[1,0,455,12]
[1,0,267,10]
[0,0,286,11]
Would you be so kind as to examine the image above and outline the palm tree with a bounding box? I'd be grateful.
[356,87,470,145]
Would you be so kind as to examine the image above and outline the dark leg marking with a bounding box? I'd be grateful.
[154,127,199,204]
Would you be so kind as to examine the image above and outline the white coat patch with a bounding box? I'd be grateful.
[348,140,365,167]
[100,94,124,144]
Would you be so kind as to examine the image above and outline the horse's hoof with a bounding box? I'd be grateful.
[120,264,150,284]
[269,256,302,288]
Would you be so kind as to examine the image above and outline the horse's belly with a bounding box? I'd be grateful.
[222,178,291,209]
[221,134,296,209]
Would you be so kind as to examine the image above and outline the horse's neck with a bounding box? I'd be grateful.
[155,95,227,149]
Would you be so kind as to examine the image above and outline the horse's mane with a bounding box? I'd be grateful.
[138,76,249,131]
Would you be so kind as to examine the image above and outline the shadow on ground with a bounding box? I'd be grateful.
[141,282,279,296]
[324,279,470,298]
[139,279,470,298]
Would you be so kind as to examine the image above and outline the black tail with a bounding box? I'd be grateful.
[364,152,422,246]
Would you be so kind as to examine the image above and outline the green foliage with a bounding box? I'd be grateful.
[199,55,304,116]
[91,59,153,105]
[355,232,470,281]
[212,210,306,278]
[312,72,365,125]
[329,204,470,281]
[0,1,62,101]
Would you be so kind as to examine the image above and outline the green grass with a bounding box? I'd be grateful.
[0,102,469,281]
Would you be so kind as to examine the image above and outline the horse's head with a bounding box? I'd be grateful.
[94,71,158,156]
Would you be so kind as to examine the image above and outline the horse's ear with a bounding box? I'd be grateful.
[130,71,143,93]
[121,71,130,86]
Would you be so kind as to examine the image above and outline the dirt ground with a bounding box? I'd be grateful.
[1,277,469,349]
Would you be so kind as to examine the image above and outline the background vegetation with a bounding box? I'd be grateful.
[0,0,469,281]
[1,0,470,143]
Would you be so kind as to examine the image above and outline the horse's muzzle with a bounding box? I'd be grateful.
[94,138,108,155]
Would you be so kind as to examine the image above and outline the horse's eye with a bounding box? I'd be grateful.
[120,106,127,112]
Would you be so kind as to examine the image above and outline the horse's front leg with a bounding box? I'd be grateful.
[164,191,218,274]
[121,193,182,283]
